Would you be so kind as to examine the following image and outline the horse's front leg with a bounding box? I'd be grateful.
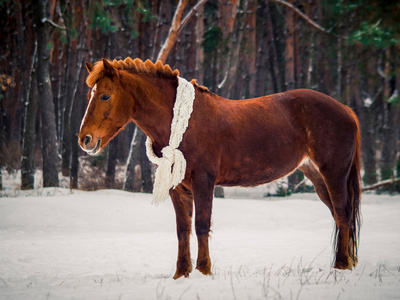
[170,185,194,279]
[193,172,215,276]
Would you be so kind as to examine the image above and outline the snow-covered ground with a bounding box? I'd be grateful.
[0,177,399,299]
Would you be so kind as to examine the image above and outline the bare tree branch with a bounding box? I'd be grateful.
[293,177,308,192]
[176,0,208,40]
[270,0,347,39]
[362,177,400,191]
[41,17,66,30]
[157,0,188,63]
[157,0,208,63]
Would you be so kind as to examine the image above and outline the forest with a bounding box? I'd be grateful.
[0,0,399,193]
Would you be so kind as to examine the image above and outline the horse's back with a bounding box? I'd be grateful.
[185,88,358,187]
[284,89,357,129]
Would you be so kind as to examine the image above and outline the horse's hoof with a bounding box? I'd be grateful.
[173,259,193,279]
[349,256,358,268]
[173,264,192,279]
[334,258,354,270]
[196,265,212,276]
[173,271,190,279]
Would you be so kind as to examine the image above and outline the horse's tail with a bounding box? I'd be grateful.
[346,108,362,267]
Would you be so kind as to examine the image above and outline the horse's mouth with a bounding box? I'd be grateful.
[86,139,101,156]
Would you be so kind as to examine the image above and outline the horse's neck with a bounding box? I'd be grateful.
[126,73,177,153]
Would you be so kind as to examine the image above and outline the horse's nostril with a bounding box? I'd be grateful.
[84,135,92,146]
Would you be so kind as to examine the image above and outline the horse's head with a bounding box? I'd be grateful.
[78,59,133,155]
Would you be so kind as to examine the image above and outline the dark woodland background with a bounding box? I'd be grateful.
[0,0,399,193]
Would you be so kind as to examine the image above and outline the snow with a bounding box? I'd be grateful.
[0,183,400,299]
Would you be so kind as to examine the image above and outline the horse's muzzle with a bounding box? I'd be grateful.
[79,134,101,155]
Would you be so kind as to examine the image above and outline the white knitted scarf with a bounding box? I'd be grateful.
[145,76,195,204]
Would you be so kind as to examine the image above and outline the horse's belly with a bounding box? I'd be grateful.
[216,172,281,187]
[216,154,302,187]
[212,111,307,187]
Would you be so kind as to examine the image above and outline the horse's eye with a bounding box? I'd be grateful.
[100,94,110,101]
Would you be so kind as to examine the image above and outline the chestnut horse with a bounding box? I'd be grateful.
[78,58,361,279]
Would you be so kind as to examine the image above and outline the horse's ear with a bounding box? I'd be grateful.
[102,58,116,76]
[85,62,94,73]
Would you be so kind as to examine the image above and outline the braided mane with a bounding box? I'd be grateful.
[86,57,180,87]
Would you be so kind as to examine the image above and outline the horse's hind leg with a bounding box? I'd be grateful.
[321,169,355,270]
[299,161,356,268]
[170,184,194,279]
[299,159,333,214]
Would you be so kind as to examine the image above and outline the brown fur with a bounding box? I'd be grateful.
[79,58,362,279]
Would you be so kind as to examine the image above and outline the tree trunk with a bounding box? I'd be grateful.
[34,0,60,187]
[218,0,245,98]
[361,105,378,185]
[21,43,38,190]
[61,54,73,176]
[0,82,4,190]
[217,0,239,95]
[69,107,80,189]
[124,126,143,192]
[265,1,284,93]
[69,65,86,190]
[105,137,118,189]
[312,5,333,95]
[124,125,154,193]
[255,1,272,96]
[61,1,82,176]
[285,0,295,91]
[242,0,257,99]
[380,103,398,181]
[195,4,204,83]
[379,48,399,191]
[139,133,153,193]
[284,0,302,187]
[69,127,79,189]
